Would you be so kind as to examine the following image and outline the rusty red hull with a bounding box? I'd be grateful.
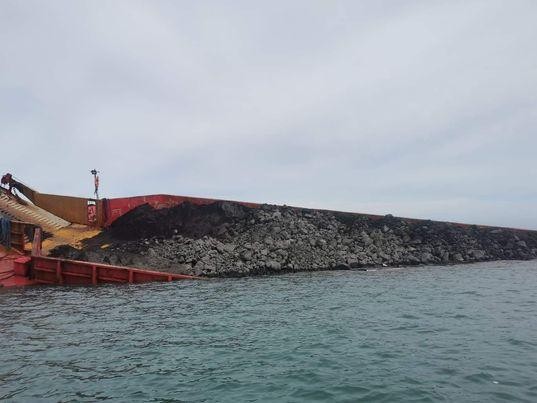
[1,254,199,288]
[0,254,37,288]
[31,256,199,286]
[103,194,260,226]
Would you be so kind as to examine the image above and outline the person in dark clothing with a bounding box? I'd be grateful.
[0,215,11,247]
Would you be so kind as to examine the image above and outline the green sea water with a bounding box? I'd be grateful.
[1,260,536,402]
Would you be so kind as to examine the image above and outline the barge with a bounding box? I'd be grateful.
[0,174,209,288]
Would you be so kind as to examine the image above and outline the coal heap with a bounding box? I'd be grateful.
[108,201,250,241]
[49,200,537,277]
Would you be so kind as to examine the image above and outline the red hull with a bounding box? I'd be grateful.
[0,253,37,288]
[31,256,199,286]
[1,254,199,288]
[104,194,260,226]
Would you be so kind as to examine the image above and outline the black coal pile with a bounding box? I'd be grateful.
[50,201,537,277]
[108,201,248,240]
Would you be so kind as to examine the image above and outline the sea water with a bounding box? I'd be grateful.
[1,260,536,402]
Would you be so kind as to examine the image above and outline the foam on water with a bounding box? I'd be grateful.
[1,261,537,402]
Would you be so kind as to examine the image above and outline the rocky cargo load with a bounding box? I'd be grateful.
[50,201,537,277]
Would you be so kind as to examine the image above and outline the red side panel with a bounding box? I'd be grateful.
[32,256,200,286]
[0,253,37,288]
[13,257,31,276]
[104,194,260,226]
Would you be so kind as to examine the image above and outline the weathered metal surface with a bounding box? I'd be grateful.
[9,221,30,253]
[2,227,201,288]
[33,193,104,226]
[32,256,200,286]
[103,194,261,226]
[0,192,70,231]
[0,250,37,288]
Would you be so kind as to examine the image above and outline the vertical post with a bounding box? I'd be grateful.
[92,265,97,285]
[128,270,134,283]
[97,199,105,227]
[167,275,172,282]
[56,260,63,284]
[30,256,36,280]
[32,227,42,257]
[91,169,100,200]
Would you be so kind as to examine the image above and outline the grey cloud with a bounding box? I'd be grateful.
[1,0,536,228]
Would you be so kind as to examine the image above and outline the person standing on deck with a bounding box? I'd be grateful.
[91,169,100,199]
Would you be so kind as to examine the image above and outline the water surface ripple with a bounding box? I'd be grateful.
[1,261,537,402]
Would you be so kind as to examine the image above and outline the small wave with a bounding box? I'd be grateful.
[464,372,494,384]
[400,313,420,320]
[507,338,537,348]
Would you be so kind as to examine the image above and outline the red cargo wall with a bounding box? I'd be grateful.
[103,194,260,227]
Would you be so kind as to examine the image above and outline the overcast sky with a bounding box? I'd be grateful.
[1,1,536,228]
